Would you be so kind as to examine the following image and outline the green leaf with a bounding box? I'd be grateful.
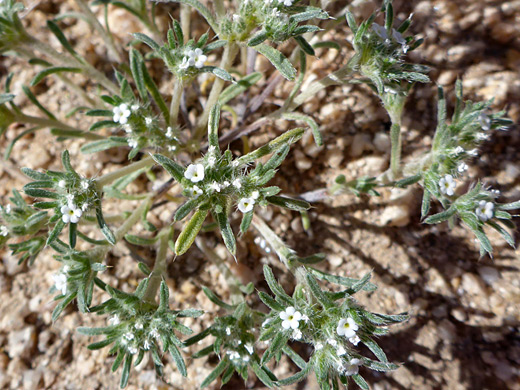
[276,363,310,386]
[156,0,217,33]
[22,86,56,120]
[46,220,66,246]
[239,211,253,234]
[353,374,369,390]
[129,49,148,102]
[200,66,234,82]
[282,112,322,146]
[424,207,457,224]
[175,207,209,255]
[266,196,310,211]
[219,72,262,105]
[30,67,82,86]
[21,167,49,181]
[202,286,236,310]
[362,337,388,362]
[251,361,275,388]
[169,344,187,376]
[253,44,296,81]
[47,20,80,59]
[305,272,332,308]
[248,30,268,46]
[125,234,158,246]
[345,9,358,34]
[263,265,293,305]
[207,103,220,148]
[258,291,284,311]
[308,268,377,291]
[200,358,229,388]
[51,292,76,321]
[81,138,128,154]
[152,154,185,182]
[141,61,170,123]
[0,93,15,105]
[120,353,133,388]
[133,32,160,51]
[215,211,236,255]
[294,36,315,56]
[261,331,287,365]
[96,204,116,245]
[174,197,203,221]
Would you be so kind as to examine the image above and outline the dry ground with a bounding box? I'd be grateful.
[0,1,519,389]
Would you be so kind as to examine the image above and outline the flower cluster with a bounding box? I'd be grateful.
[112,103,134,125]
[179,48,207,70]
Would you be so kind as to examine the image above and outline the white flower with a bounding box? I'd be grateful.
[123,124,132,133]
[251,190,260,200]
[145,117,153,126]
[52,272,68,295]
[81,180,90,190]
[143,339,152,350]
[315,342,323,350]
[227,350,240,360]
[476,200,494,222]
[244,344,254,354]
[454,146,465,154]
[4,204,11,214]
[232,14,240,22]
[392,29,409,53]
[0,225,8,237]
[179,56,190,70]
[207,155,217,167]
[186,186,203,197]
[108,315,120,326]
[166,127,174,139]
[225,327,231,336]
[123,332,135,341]
[58,180,66,188]
[243,355,250,363]
[344,358,362,376]
[131,104,140,111]
[292,329,302,340]
[457,162,468,173]
[61,205,82,224]
[113,103,131,124]
[262,318,271,328]
[128,138,138,148]
[149,328,160,339]
[327,338,338,347]
[127,345,138,355]
[232,160,240,168]
[232,178,242,189]
[81,202,89,212]
[337,317,359,339]
[280,306,302,330]
[167,145,177,152]
[209,182,222,192]
[222,181,230,188]
[301,314,309,322]
[468,149,479,156]
[135,321,144,330]
[281,0,293,6]
[372,23,389,40]
[479,113,491,131]
[491,189,501,197]
[185,164,205,183]
[238,197,255,213]
[349,335,361,346]
[336,345,346,356]
[186,48,207,69]
[438,174,456,196]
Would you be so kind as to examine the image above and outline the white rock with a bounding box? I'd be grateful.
[478,266,500,285]
[373,132,391,153]
[380,205,410,227]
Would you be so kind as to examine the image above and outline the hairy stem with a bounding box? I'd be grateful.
[14,113,103,140]
[389,122,402,178]
[194,42,239,140]
[24,37,119,95]
[169,79,183,128]
[142,228,170,303]
[74,0,122,62]
[95,156,155,188]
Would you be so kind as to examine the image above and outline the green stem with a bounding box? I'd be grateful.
[389,122,402,179]
[252,215,296,272]
[87,197,152,259]
[74,0,122,62]
[14,113,103,140]
[142,228,170,303]
[180,4,191,44]
[169,79,183,128]
[214,0,225,19]
[24,37,119,95]
[194,42,239,140]
[288,59,355,111]
[95,156,155,188]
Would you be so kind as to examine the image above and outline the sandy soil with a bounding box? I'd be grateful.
[0,1,519,389]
